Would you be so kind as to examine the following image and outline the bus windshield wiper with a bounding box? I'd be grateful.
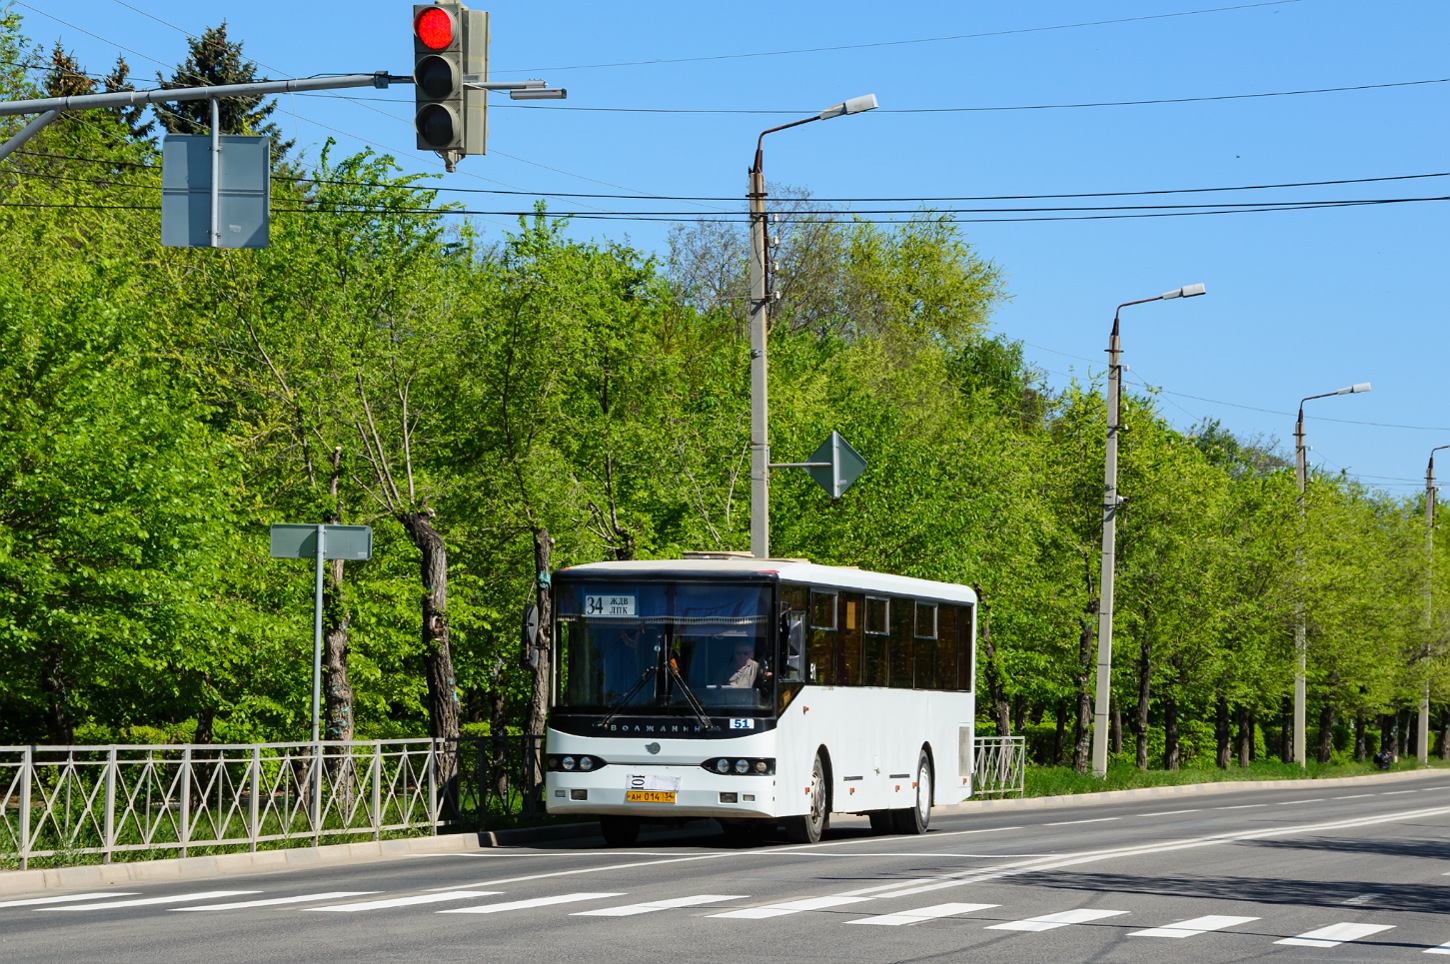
[594,665,657,729]
[664,659,715,731]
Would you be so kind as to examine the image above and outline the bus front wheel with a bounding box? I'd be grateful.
[599,815,640,847]
[786,754,828,844]
[890,749,932,835]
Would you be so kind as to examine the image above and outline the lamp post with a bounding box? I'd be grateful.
[1292,382,1371,766]
[1090,283,1206,778]
[748,94,878,559]
[1422,445,1450,764]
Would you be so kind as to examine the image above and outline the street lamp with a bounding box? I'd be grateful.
[1091,283,1206,778]
[749,94,878,559]
[1421,445,1450,763]
[1292,381,1371,766]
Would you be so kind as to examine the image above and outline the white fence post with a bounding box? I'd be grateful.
[371,741,383,842]
[249,745,261,853]
[179,746,192,858]
[103,746,117,863]
[19,746,32,871]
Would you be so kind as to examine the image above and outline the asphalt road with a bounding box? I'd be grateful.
[5,774,1450,963]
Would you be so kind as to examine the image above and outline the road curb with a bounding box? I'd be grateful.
[4,768,1442,897]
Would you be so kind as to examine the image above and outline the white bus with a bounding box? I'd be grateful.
[543,553,977,845]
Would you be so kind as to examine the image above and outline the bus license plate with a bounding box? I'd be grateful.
[625,790,676,803]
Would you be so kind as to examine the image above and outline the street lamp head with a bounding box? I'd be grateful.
[1337,382,1372,395]
[819,93,879,121]
[1161,283,1207,300]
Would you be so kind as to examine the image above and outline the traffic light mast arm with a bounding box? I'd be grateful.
[0,72,398,118]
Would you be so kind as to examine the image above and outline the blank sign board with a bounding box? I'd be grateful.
[269,524,373,561]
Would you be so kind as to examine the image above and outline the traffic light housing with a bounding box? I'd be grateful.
[413,3,487,163]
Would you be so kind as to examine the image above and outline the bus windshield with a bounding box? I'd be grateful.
[555,579,773,717]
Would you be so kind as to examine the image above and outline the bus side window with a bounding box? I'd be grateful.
[958,603,976,691]
[936,605,958,691]
[890,597,913,689]
[779,611,806,682]
[863,596,889,686]
[913,602,937,690]
[839,593,863,686]
[810,591,837,685]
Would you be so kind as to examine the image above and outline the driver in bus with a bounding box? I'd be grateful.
[723,642,760,688]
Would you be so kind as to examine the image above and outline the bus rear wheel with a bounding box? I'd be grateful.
[599,815,640,847]
[890,749,932,835]
[786,754,828,844]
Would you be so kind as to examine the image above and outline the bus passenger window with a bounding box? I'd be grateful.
[958,604,975,691]
[890,597,913,689]
[914,602,937,690]
[936,605,959,691]
[839,594,863,686]
[810,591,837,684]
[863,596,889,687]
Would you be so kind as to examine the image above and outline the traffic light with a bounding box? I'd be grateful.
[412,3,487,164]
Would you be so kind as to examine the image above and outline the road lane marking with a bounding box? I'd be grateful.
[1426,938,1450,955]
[1342,893,1382,905]
[1276,798,1325,804]
[708,895,872,919]
[1276,922,1394,947]
[1130,914,1260,938]
[439,892,623,914]
[1384,789,1420,795]
[848,902,998,926]
[1044,817,1121,826]
[1334,794,1374,800]
[573,894,747,916]
[1214,804,1266,810]
[836,803,1450,902]
[987,908,1128,931]
[173,892,380,911]
[1140,809,1201,816]
[311,890,501,912]
[0,893,140,908]
[39,890,259,910]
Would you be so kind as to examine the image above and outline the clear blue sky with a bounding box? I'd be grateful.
[12,0,1450,497]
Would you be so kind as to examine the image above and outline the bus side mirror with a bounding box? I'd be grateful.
[522,603,540,669]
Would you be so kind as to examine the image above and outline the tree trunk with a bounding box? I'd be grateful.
[1381,712,1398,761]
[1052,700,1066,766]
[323,451,355,747]
[399,509,459,787]
[1215,696,1232,769]
[1072,610,1094,774]
[40,645,74,745]
[1316,702,1335,764]
[1281,698,1292,762]
[1164,696,1180,770]
[1135,636,1152,771]
[1237,704,1252,768]
[1354,713,1367,761]
[523,527,555,808]
[973,587,1011,736]
[1441,707,1449,761]
[1110,698,1122,755]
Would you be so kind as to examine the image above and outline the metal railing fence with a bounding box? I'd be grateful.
[1,736,544,870]
[973,735,1026,797]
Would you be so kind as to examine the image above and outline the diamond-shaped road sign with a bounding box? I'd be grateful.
[805,431,867,499]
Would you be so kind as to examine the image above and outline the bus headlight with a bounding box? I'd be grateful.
[701,757,775,776]
[562,756,576,771]
[715,758,730,774]
[734,759,749,774]
[579,756,595,771]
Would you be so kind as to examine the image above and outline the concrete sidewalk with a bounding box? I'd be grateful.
[3,765,1444,898]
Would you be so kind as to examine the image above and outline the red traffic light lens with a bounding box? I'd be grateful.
[415,7,454,49]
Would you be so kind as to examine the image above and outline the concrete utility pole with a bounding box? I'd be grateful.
[1090,283,1205,779]
[747,94,877,559]
[1291,382,1370,766]
[1423,445,1450,764]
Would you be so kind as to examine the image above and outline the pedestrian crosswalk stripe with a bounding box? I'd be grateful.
[708,895,873,920]
[848,902,998,926]
[0,893,140,909]
[1130,915,1260,938]
[439,892,623,915]
[987,908,1129,931]
[173,891,380,911]
[311,890,501,912]
[573,894,748,917]
[38,891,259,910]
[1276,922,1395,947]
